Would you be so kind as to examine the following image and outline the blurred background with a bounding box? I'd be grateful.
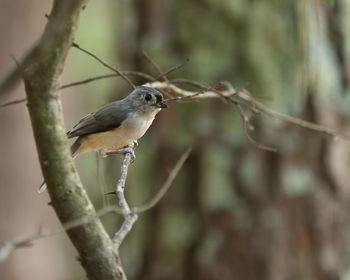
[1,0,350,279]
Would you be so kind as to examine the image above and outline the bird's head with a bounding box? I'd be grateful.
[128,86,167,113]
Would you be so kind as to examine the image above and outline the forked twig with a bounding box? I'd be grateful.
[72,43,136,90]
[146,81,350,141]
[142,51,162,79]
[155,58,190,81]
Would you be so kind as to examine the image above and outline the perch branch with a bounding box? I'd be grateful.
[110,145,138,248]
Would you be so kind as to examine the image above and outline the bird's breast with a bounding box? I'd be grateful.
[122,111,157,140]
[82,110,157,152]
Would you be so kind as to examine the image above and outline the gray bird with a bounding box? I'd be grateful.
[38,86,167,193]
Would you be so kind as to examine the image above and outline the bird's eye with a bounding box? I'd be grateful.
[145,94,152,101]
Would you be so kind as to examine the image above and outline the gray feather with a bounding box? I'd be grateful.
[66,86,164,138]
[67,100,131,138]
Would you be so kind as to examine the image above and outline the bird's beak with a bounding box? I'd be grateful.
[155,101,167,108]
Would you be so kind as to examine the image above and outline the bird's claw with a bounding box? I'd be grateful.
[101,147,136,162]
[98,149,108,158]
[121,147,136,162]
[104,190,116,195]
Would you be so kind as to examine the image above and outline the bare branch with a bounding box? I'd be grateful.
[0,71,155,108]
[0,98,26,108]
[169,78,211,90]
[109,145,138,248]
[155,58,190,81]
[234,102,277,152]
[134,147,191,213]
[60,71,154,90]
[0,206,120,262]
[0,65,23,97]
[0,51,33,97]
[145,81,350,141]
[142,51,162,79]
[72,42,136,90]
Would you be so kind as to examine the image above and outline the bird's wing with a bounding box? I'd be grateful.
[67,102,129,138]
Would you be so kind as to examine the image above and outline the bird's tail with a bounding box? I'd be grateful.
[38,180,47,194]
[38,138,81,193]
[70,137,82,159]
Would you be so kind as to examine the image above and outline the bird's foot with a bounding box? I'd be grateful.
[133,140,139,149]
[98,149,109,158]
[104,190,116,195]
[103,147,136,162]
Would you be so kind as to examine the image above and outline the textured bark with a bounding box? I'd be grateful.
[22,1,124,279]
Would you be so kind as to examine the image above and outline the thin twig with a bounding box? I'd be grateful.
[164,91,205,102]
[234,102,277,152]
[145,81,350,141]
[169,78,211,90]
[0,98,27,108]
[206,85,276,152]
[142,51,162,80]
[1,70,347,142]
[0,51,34,96]
[155,58,190,81]
[72,43,136,90]
[60,71,154,90]
[0,71,155,108]
[0,206,120,262]
[134,147,191,213]
[111,144,137,248]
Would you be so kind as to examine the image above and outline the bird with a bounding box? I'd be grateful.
[38,86,167,193]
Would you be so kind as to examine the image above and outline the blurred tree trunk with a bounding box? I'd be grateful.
[113,0,350,279]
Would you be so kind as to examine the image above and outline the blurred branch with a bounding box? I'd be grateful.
[134,147,191,212]
[146,81,350,141]
[0,98,27,108]
[0,206,118,262]
[234,102,277,152]
[0,71,154,108]
[0,51,34,98]
[142,51,162,80]
[155,58,190,81]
